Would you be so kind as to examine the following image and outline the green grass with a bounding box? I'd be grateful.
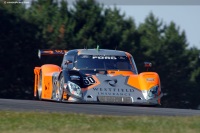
[0,111,200,133]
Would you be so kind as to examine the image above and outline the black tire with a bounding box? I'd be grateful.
[34,89,39,100]
[56,73,64,102]
[37,71,42,100]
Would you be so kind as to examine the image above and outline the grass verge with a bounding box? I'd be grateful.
[0,111,200,133]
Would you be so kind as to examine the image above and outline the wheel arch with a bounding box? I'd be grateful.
[34,67,41,98]
[58,69,70,83]
[34,64,62,99]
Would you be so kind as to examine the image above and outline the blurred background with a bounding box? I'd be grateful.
[0,0,200,109]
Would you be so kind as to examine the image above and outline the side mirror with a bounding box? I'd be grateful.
[144,62,152,71]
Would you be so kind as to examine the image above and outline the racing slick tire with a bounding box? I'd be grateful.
[56,73,64,102]
[37,71,42,100]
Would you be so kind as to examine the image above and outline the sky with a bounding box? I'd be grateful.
[116,5,200,49]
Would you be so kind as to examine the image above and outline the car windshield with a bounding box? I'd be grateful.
[75,55,134,71]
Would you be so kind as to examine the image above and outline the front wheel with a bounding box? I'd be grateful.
[56,74,64,102]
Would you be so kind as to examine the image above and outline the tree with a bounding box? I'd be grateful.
[137,12,165,72]
[0,5,42,99]
[68,0,104,49]
[138,12,200,108]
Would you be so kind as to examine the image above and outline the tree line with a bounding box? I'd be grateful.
[0,0,200,109]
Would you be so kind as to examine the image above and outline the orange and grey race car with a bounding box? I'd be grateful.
[34,49,163,105]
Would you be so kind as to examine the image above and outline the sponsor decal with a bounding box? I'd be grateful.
[104,79,117,87]
[97,92,131,96]
[93,87,134,96]
[146,78,154,82]
[92,55,117,60]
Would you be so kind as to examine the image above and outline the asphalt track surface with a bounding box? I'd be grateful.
[0,98,200,116]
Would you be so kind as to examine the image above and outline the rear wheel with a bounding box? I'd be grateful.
[37,71,42,100]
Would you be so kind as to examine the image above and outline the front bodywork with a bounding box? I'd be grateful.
[63,70,162,105]
[34,49,163,105]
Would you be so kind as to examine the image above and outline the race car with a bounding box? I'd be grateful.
[34,49,163,105]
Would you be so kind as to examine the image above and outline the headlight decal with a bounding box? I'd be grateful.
[148,85,158,97]
[67,81,82,98]
[142,85,159,100]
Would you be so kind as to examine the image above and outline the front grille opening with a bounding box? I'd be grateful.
[87,95,93,98]
[98,96,132,104]
[137,97,142,100]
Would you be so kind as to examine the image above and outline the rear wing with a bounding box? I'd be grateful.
[38,49,67,58]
